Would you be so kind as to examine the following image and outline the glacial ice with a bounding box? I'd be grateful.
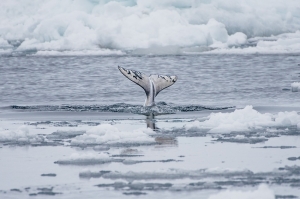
[185,106,300,133]
[0,0,299,55]
[71,124,155,145]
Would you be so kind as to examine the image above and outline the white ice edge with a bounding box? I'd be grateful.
[31,49,125,56]
[185,105,300,133]
[0,123,156,144]
[71,124,156,145]
[0,125,44,142]
[291,82,300,92]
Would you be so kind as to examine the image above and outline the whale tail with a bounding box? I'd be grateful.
[118,66,177,106]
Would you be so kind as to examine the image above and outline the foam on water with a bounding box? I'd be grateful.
[185,106,300,133]
[0,0,299,55]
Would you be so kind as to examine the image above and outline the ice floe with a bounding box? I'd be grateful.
[0,126,44,143]
[55,152,179,165]
[85,168,253,180]
[79,166,300,192]
[71,124,155,145]
[291,82,300,92]
[208,184,274,199]
[54,152,122,165]
[185,106,300,133]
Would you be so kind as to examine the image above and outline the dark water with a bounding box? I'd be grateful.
[0,54,299,108]
[7,103,233,115]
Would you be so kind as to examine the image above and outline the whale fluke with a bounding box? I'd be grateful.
[118,66,177,106]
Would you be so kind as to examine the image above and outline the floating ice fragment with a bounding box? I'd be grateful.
[227,32,248,47]
[0,126,44,143]
[185,106,300,133]
[208,184,274,199]
[291,82,300,92]
[71,124,155,145]
[54,152,122,165]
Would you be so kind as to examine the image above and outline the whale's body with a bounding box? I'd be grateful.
[118,66,177,106]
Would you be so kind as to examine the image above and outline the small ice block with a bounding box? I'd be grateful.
[291,82,300,92]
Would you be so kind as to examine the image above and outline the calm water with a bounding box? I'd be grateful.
[0,54,299,107]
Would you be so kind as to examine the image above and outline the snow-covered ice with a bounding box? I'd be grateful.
[54,152,117,165]
[291,82,300,92]
[0,0,300,55]
[185,106,300,133]
[71,124,155,145]
[0,125,44,143]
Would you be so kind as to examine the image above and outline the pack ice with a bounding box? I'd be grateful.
[0,0,300,55]
[185,106,300,133]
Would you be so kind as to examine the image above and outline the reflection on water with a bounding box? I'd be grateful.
[146,113,157,130]
[146,113,178,146]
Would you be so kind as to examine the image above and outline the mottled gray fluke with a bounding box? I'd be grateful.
[118,66,177,106]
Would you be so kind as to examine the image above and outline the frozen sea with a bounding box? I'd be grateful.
[0,54,300,199]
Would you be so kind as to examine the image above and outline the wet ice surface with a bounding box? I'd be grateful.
[1,106,300,199]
